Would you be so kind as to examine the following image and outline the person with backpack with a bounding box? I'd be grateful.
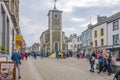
[89,53,96,72]
[11,49,22,79]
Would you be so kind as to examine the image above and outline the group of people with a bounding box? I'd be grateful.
[89,50,114,76]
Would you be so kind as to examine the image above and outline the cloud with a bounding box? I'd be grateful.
[57,0,120,13]
[20,0,120,46]
[71,17,85,22]
[20,16,47,46]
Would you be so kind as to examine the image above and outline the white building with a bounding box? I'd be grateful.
[76,35,82,52]
[107,11,120,57]
[92,16,108,52]
[0,1,17,54]
[67,41,72,52]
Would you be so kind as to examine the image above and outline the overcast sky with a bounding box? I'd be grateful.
[19,0,120,46]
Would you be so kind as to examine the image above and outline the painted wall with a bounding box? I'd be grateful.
[108,19,120,46]
[68,42,73,51]
[82,29,92,47]
[92,22,107,47]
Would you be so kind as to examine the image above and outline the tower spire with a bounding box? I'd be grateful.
[90,16,92,25]
[54,0,57,9]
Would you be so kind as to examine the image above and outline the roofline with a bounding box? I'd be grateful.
[48,10,63,16]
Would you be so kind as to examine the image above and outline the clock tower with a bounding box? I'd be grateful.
[48,0,63,53]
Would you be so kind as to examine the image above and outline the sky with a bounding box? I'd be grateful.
[19,0,120,46]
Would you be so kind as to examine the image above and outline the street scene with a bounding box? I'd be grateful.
[0,0,120,80]
[18,57,115,80]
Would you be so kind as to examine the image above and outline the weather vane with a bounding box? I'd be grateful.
[54,0,57,9]
[54,0,57,3]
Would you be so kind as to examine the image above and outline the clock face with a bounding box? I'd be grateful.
[54,25,59,29]
[53,12,59,19]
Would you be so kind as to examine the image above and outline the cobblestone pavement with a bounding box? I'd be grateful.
[30,57,114,80]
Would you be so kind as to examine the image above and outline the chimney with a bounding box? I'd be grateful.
[97,15,107,23]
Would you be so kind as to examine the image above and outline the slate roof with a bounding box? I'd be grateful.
[107,11,120,23]
[93,11,120,28]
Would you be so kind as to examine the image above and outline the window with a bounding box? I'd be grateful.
[54,13,59,19]
[101,28,104,36]
[94,31,97,38]
[113,20,119,30]
[55,14,57,18]
[101,39,104,46]
[95,40,97,47]
[113,34,119,45]
[74,45,76,48]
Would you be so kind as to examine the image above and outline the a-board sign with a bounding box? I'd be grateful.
[0,62,16,80]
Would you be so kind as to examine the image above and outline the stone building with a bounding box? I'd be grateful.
[0,0,20,54]
[40,2,65,57]
[3,0,19,34]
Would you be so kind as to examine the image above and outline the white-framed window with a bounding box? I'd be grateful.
[95,40,97,47]
[113,20,119,31]
[113,34,119,45]
[101,28,104,36]
[101,39,104,46]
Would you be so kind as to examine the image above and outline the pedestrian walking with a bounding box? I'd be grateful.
[98,52,104,73]
[107,50,113,73]
[40,51,44,58]
[11,49,22,79]
[103,50,111,75]
[0,73,2,80]
[21,52,25,60]
[33,52,37,59]
[89,53,96,72]
[25,53,28,60]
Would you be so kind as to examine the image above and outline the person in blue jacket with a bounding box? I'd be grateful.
[33,52,37,59]
[11,49,21,79]
[98,52,104,73]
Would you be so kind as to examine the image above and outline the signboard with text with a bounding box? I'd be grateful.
[16,36,23,41]
[0,62,16,80]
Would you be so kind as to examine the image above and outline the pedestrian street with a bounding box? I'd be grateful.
[19,57,114,80]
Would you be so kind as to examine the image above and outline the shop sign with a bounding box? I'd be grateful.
[0,62,16,80]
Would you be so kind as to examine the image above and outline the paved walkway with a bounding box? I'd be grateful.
[16,57,43,80]
[17,57,115,80]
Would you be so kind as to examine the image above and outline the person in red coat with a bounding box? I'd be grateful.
[21,52,25,59]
